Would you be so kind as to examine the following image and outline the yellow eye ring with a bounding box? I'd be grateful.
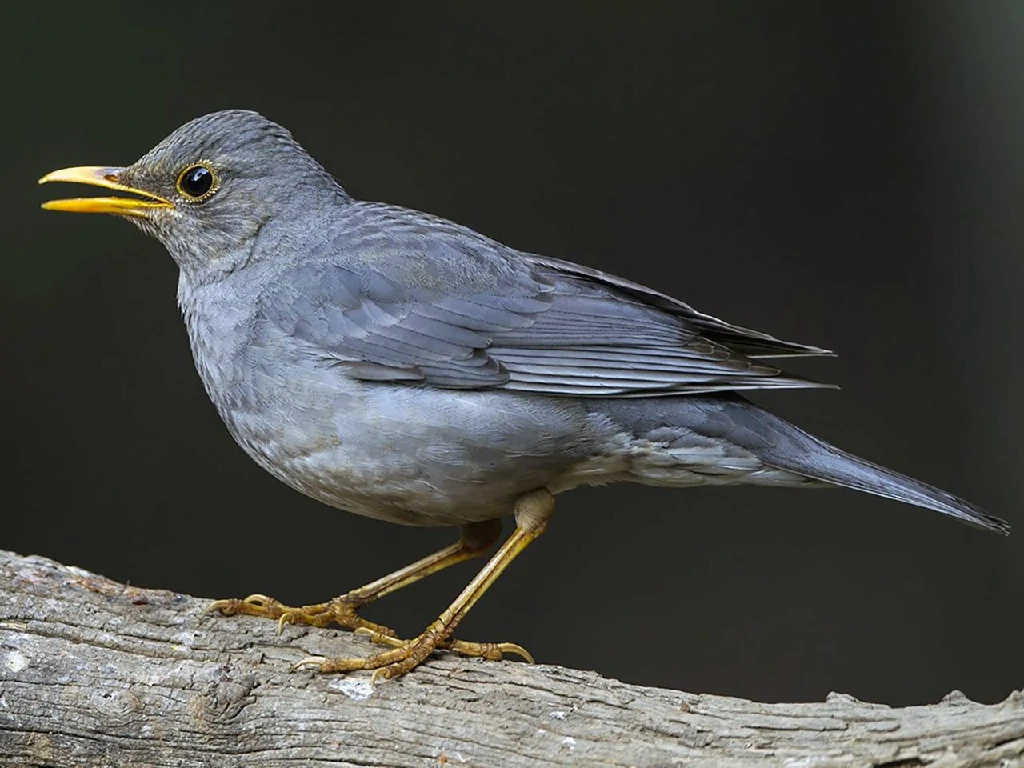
[176,163,219,201]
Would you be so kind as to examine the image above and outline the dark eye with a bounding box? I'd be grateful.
[176,164,217,201]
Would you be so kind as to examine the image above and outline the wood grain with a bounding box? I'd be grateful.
[0,550,1020,767]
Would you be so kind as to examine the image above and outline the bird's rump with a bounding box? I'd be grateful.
[261,213,834,397]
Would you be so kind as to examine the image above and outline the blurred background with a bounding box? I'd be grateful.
[3,2,1021,706]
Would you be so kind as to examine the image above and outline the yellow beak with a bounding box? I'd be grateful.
[38,166,173,217]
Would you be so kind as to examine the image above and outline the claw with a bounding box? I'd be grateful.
[291,655,329,672]
[204,598,236,616]
[207,593,276,617]
[493,642,534,663]
[276,613,294,634]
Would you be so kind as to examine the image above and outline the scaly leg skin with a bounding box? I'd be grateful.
[207,518,503,642]
[353,627,534,665]
[294,488,554,681]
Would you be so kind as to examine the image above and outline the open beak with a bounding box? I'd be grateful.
[38,166,173,217]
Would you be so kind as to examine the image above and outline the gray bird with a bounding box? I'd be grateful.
[39,110,1008,680]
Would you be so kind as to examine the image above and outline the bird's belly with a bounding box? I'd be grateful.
[217,371,606,526]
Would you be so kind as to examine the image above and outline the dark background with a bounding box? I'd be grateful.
[4,3,1020,706]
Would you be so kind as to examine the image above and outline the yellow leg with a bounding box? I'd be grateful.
[208,517,502,640]
[294,488,554,681]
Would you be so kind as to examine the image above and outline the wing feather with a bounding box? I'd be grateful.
[259,206,833,396]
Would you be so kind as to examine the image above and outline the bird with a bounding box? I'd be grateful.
[38,109,1008,681]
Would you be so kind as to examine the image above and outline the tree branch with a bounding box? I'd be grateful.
[0,549,1020,767]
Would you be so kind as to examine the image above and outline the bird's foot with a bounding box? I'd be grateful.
[357,626,533,664]
[207,593,397,639]
[292,622,533,681]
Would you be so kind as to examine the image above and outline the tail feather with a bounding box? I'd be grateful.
[726,401,1010,535]
[594,396,1009,534]
[767,442,1009,534]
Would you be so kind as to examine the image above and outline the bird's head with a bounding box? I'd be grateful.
[39,109,344,281]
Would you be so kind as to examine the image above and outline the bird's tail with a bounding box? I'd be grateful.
[759,426,1008,534]
[595,396,1010,535]
[726,398,1009,534]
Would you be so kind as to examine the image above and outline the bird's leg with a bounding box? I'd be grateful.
[208,518,502,640]
[293,488,554,681]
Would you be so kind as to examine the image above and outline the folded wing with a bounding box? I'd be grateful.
[261,209,833,397]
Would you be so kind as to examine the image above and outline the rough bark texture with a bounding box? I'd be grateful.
[0,549,1020,768]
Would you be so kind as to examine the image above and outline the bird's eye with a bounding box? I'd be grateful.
[176,164,218,201]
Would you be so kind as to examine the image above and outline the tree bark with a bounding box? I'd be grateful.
[0,549,1020,768]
